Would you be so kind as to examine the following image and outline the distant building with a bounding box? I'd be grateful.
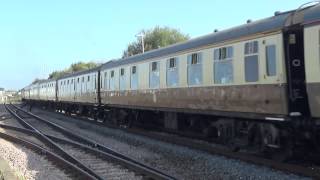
[0,88,4,103]
[0,88,19,103]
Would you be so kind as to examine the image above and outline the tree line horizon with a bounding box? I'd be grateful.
[32,26,189,83]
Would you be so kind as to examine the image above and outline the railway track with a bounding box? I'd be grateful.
[0,127,97,180]
[4,103,175,180]
[22,104,320,179]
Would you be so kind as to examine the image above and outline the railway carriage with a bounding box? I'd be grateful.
[56,68,100,115]
[39,79,56,101]
[21,4,320,153]
[21,85,31,100]
[29,82,40,100]
[100,32,287,117]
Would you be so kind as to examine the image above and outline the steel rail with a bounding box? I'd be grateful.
[0,124,166,180]
[0,130,96,180]
[10,103,176,180]
[27,104,320,179]
[5,103,104,180]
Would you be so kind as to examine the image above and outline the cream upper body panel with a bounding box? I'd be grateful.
[304,24,320,118]
[101,32,286,92]
[304,24,320,83]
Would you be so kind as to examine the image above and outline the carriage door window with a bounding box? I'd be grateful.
[244,41,259,82]
[72,79,75,91]
[150,62,160,88]
[82,77,84,94]
[214,46,233,84]
[120,68,126,90]
[167,57,179,87]
[131,66,138,90]
[110,70,115,90]
[104,72,108,90]
[266,45,276,76]
[187,52,203,85]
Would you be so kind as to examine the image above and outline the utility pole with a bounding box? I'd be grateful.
[135,33,145,53]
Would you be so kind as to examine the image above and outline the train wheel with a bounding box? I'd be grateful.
[216,121,234,144]
[259,124,293,161]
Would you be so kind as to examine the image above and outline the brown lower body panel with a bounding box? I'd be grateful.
[100,84,288,117]
[58,92,97,104]
[307,82,320,118]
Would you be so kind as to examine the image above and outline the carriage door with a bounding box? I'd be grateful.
[283,25,310,117]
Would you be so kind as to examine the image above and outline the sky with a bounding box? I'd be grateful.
[0,0,310,90]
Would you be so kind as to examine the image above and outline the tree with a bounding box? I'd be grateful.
[48,61,99,79]
[32,78,42,84]
[122,26,190,58]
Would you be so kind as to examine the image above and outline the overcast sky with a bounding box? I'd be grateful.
[0,0,309,90]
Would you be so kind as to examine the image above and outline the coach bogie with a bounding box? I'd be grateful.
[164,112,179,130]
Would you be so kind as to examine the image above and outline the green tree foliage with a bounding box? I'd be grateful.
[32,78,42,84]
[122,26,190,58]
[48,61,98,79]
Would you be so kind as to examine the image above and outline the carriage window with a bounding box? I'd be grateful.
[244,41,259,82]
[191,53,199,64]
[187,53,202,85]
[77,78,80,83]
[150,62,160,88]
[132,66,136,74]
[110,70,115,90]
[120,68,125,76]
[169,58,176,68]
[214,46,233,84]
[120,68,126,90]
[82,77,84,82]
[67,80,69,84]
[167,57,179,87]
[245,41,258,54]
[266,45,276,76]
[87,76,90,82]
[104,72,108,89]
[131,66,138,90]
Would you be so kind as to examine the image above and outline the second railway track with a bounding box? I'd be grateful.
[4,103,175,180]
